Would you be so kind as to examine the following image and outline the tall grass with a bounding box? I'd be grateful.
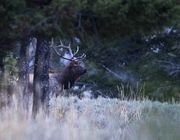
[0,92,180,140]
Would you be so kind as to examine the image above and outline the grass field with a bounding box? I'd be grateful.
[0,95,180,140]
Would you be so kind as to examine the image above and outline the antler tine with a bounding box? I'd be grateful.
[73,46,79,56]
[50,38,54,47]
[51,39,86,61]
[52,46,72,61]
[59,40,73,58]
[59,40,65,47]
[71,45,86,60]
[76,53,86,60]
[56,40,69,49]
[55,40,74,59]
[50,39,72,61]
[81,53,86,59]
[67,42,74,58]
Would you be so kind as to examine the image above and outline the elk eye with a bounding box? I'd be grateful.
[73,62,79,66]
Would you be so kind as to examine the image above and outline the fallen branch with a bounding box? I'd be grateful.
[101,65,123,80]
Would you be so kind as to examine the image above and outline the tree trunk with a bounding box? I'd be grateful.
[18,39,29,108]
[32,39,50,118]
[0,55,5,91]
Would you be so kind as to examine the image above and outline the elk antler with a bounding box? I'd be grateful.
[50,38,86,61]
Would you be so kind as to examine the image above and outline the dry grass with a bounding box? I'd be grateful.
[0,93,180,140]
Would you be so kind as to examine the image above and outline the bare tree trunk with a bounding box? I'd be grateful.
[0,55,5,91]
[32,39,50,118]
[18,39,29,109]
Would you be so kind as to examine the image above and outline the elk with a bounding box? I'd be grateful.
[29,40,86,96]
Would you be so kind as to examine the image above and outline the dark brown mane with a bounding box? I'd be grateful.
[54,60,86,90]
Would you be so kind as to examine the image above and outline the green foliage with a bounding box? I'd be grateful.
[91,0,179,36]
[0,53,18,91]
[3,54,18,84]
[1,0,179,44]
[128,39,180,101]
[0,0,179,101]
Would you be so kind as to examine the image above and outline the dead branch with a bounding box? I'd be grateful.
[101,64,140,85]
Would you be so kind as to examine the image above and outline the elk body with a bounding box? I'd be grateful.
[48,60,86,96]
[54,60,86,89]
[29,40,86,96]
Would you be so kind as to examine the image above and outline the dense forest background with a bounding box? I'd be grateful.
[0,0,180,101]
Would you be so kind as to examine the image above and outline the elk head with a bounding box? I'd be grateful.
[50,39,86,90]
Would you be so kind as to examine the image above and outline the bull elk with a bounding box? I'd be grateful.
[30,40,87,96]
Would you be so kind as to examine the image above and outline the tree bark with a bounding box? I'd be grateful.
[18,39,29,109]
[32,39,50,118]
